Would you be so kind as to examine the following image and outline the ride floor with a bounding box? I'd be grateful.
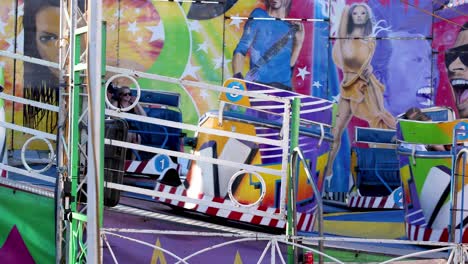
[120,176,449,262]
[123,175,406,239]
[322,203,406,239]
[106,196,446,262]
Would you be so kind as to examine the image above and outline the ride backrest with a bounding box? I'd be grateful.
[397,106,460,146]
[128,90,183,158]
[355,127,397,146]
[397,119,468,146]
[352,127,399,196]
[422,107,455,122]
[396,106,455,123]
[132,89,180,108]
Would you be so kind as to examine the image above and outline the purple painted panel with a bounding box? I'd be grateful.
[103,209,287,263]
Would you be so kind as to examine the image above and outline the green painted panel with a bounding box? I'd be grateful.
[0,186,55,263]
[399,119,468,145]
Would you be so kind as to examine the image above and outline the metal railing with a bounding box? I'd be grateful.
[291,147,324,264]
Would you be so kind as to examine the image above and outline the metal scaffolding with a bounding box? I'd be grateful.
[56,0,104,262]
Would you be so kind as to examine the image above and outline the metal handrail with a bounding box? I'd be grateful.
[290,147,324,264]
[450,147,468,243]
[449,124,468,243]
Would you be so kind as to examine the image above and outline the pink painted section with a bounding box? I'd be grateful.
[0,226,35,264]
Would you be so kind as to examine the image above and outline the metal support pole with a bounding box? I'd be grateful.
[68,0,82,260]
[287,98,300,264]
[86,0,104,261]
[56,0,71,261]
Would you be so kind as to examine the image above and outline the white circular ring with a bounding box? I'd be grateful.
[227,170,266,208]
[21,136,55,173]
[104,74,141,112]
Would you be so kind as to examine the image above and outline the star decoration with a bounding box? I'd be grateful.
[197,41,209,53]
[296,66,310,80]
[332,94,340,103]
[146,23,165,42]
[0,19,7,35]
[128,21,139,35]
[229,15,243,29]
[213,57,231,70]
[188,21,201,32]
[183,63,201,79]
[312,81,322,88]
[114,9,124,18]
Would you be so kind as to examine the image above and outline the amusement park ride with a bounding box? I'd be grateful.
[1,0,468,263]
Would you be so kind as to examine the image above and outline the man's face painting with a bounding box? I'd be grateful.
[448,30,468,118]
[386,39,435,116]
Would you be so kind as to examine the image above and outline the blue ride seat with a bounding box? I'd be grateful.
[351,127,400,196]
[126,90,183,161]
[353,147,400,196]
[127,108,183,160]
[352,107,454,197]
[425,109,453,122]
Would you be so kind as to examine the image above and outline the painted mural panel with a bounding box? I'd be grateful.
[382,38,436,115]
[4,0,332,142]
[22,0,64,135]
[224,18,328,94]
[104,0,165,74]
[224,0,318,20]
[433,4,468,118]
[326,0,438,192]
[0,0,23,149]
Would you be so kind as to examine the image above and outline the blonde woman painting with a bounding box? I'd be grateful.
[325,3,396,184]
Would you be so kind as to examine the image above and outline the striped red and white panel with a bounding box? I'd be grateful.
[153,182,317,232]
[406,223,447,242]
[347,187,403,209]
[347,194,402,209]
[406,223,468,242]
[124,160,150,174]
